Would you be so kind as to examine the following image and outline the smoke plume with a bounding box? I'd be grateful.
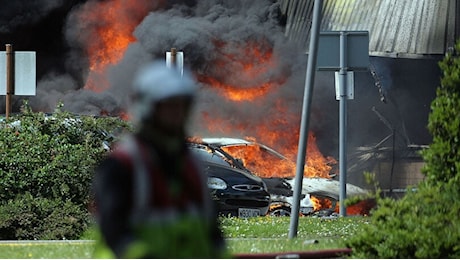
[0,0,440,164]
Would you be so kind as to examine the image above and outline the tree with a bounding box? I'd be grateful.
[421,42,460,185]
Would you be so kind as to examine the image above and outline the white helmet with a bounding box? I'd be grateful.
[130,61,197,123]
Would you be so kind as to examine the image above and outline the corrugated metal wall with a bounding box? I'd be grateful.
[279,0,459,58]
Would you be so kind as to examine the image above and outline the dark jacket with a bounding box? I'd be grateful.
[92,134,226,258]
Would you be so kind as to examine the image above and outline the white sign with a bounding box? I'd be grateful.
[0,51,36,96]
[335,71,354,100]
[166,51,184,76]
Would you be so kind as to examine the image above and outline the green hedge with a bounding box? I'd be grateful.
[0,192,88,240]
[0,102,131,240]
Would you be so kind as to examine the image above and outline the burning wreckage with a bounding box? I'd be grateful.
[188,137,370,217]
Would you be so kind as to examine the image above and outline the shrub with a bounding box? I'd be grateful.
[346,182,460,258]
[0,102,131,239]
[346,41,460,258]
[0,192,89,240]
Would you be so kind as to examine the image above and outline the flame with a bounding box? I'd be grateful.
[198,40,283,101]
[310,196,376,215]
[197,76,277,102]
[118,111,131,121]
[311,196,333,211]
[221,142,296,178]
[203,114,336,179]
[76,0,159,92]
[334,198,377,216]
[200,38,339,211]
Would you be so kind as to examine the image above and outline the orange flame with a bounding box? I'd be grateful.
[198,40,283,101]
[334,198,377,216]
[310,196,333,211]
[221,142,296,178]
[198,76,277,102]
[200,39,339,211]
[202,110,336,179]
[218,133,334,179]
[76,0,160,92]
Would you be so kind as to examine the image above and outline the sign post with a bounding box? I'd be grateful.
[5,44,13,118]
[317,31,369,216]
[0,44,36,118]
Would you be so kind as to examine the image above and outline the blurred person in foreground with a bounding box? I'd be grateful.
[92,61,227,258]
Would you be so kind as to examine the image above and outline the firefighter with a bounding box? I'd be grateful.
[92,61,227,258]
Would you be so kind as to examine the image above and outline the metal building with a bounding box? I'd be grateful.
[279,0,460,58]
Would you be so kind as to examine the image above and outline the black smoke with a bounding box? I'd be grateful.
[0,0,441,170]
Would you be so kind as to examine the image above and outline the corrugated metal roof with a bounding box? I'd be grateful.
[279,0,459,58]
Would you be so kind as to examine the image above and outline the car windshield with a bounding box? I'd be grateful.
[188,145,236,168]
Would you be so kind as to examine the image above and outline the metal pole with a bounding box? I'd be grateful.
[5,44,13,119]
[171,47,177,68]
[288,0,323,239]
[338,32,347,216]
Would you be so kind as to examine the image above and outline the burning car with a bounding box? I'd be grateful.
[194,137,369,216]
[187,137,314,215]
[187,142,270,217]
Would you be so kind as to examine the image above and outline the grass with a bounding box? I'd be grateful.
[221,215,368,254]
[0,215,370,258]
[0,240,94,259]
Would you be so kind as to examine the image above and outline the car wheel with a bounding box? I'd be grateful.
[268,205,292,216]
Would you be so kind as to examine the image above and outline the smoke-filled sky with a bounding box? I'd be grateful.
[0,0,442,168]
